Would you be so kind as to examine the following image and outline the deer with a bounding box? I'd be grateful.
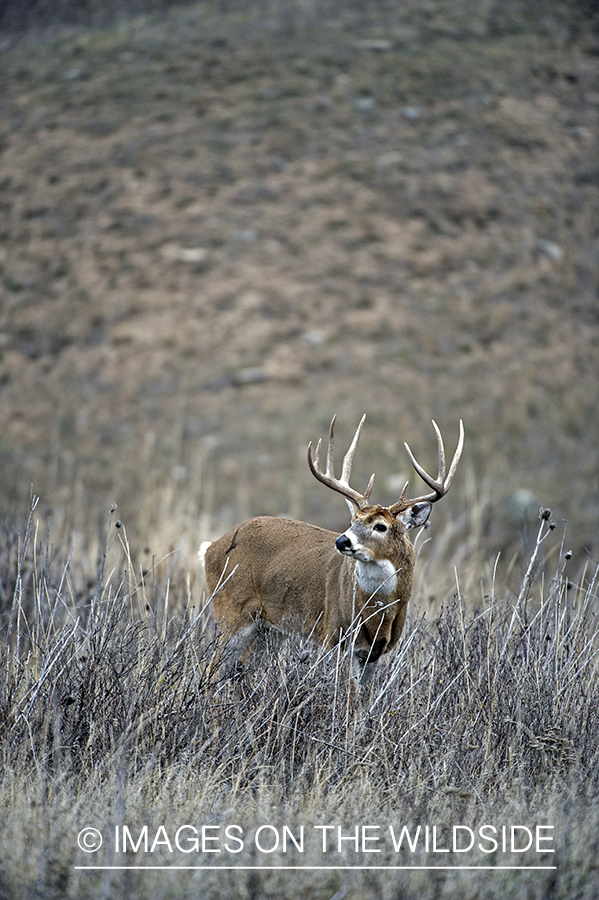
[200,415,464,688]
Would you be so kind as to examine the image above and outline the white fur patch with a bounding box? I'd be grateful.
[355,558,398,597]
[198,541,212,571]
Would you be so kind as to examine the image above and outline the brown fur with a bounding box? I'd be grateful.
[202,510,419,686]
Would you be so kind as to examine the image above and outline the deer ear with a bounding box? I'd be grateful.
[399,501,431,530]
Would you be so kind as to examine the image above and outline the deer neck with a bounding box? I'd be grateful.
[354,558,398,599]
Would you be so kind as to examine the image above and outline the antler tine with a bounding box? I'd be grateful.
[431,419,446,483]
[307,414,373,511]
[392,419,464,512]
[340,413,365,484]
[311,436,323,470]
[363,471,375,503]
[397,480,409,505]
[446,418,465,486]
[404,420,446,495]
[326,414,337,479]
[340,415,376,502]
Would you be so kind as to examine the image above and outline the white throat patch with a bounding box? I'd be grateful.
[355,558,398,597]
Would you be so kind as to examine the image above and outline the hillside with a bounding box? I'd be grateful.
[0,1,597,574]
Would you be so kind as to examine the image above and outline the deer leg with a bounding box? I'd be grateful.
[352,649,379,690]
[217,618,288,678]
[219,622,260,675]
[358,658,378,690]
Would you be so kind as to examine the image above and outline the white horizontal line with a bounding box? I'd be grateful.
[75,865,557,871]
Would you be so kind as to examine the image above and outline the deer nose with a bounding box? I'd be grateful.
[335,534,353,552]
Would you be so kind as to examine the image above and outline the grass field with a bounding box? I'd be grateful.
[1,492,598,898]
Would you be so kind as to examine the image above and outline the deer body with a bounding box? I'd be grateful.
[201,416,463,686]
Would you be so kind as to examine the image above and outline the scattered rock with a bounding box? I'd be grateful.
[232,367,269,386]
[376,151,403,169]
[536,239,564,261]
[354,39,394,51]
[232,229,258,243]
[160,244,209,264]
[302,330,328,348]
[354,96,377,111]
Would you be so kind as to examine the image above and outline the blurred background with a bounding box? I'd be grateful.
[0,0,597,596]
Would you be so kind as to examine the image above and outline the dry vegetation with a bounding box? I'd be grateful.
[1,0,599,896]
[1,495,599,898]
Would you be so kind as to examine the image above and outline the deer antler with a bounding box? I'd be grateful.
[307,414,375,512]
[389,419,464,514]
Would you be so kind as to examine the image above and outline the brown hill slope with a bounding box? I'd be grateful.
[0,3,597,568]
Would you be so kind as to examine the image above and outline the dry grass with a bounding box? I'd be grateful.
[1,492,598,898]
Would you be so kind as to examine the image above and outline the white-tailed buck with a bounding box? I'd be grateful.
[201,415,464,687]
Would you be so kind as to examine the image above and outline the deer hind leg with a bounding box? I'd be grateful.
[217,619,286,678]
[218,622,260,675]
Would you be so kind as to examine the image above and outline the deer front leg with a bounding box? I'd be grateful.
[352,648,379,690]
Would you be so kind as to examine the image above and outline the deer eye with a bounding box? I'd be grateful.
[373,523,388,533]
